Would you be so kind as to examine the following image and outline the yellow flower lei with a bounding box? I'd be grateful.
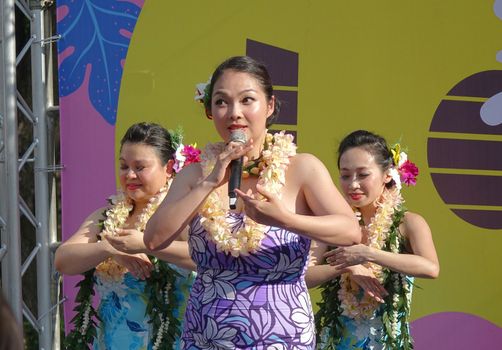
[95,185,169,279]
[338,187,403,320]
[199,131,296,257]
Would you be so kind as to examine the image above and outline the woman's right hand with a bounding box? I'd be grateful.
[113,253,153,280]
[105,229,146,254]
[205,139,253,187]
[346,265,388,303]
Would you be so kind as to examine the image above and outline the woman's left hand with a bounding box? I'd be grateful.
[346,265,388,303]
[235,184,289,227]
[324,244,371,268]
[105,229,146,254]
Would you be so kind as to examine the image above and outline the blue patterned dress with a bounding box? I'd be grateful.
[181,212,315,350]
[93,264,195,350]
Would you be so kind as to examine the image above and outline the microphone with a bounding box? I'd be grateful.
[228,130,247,209]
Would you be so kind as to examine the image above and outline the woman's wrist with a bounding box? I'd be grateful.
[365,246,377,263]
[198,176,220,191]
[100,239,117,256]
[279,209,297,232]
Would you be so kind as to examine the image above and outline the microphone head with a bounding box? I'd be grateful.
[229,129,247,144]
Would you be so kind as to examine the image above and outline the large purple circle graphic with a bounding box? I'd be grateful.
[428,70,502,229]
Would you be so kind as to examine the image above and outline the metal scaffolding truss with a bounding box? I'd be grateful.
[1,0,59,349]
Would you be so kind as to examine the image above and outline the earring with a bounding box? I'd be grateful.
[205,109,212,120]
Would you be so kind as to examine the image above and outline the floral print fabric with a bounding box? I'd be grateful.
[182,212,315,349]
[93,264,194,350]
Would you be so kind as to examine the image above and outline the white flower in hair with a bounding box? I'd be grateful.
[194,77,211,102]
[388,167,402,191]
[174,143,186,169]
[397,151,408,167]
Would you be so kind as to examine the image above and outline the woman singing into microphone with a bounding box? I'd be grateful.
[144,56,361,349]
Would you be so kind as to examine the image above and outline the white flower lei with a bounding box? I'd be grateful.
[153,284,171,350]
[77,186,170,331]
[199,131,296,257]
[95,184,169,279]
[338,187,404,320]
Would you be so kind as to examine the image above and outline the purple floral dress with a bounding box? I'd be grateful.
[181,212,315,350]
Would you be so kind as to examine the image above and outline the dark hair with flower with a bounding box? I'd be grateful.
[63,123,200,350]
[195,56,281,127]
[338,130,419,191]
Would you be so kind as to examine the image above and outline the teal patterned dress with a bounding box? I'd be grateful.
[93,263,195,350]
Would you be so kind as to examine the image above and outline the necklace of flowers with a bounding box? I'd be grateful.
[94,186,168,277]
[64,184,183,350]
[337,187,403,320]
[198,131,296,257]
[242,155,265,178]
[315,189,412,349]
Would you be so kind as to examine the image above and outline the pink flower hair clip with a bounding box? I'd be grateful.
[390,143,419,190]
[169,126,201,173]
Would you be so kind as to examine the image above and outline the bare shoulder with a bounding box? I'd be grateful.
[77,207,107,229]
[289,152,328,176]
[403,211,428,226]
[63,207,107,244]
[400,211,431,237]
[290,152,323,165]
[90,206,108,220]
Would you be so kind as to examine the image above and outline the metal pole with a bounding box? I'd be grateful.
[0,0,6,269]
[32,4,53,348]
[49,178,61,350]
[45,5,61,348]
[2,0,23,326]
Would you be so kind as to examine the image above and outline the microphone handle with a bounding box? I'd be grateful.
[228,157,243,209]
